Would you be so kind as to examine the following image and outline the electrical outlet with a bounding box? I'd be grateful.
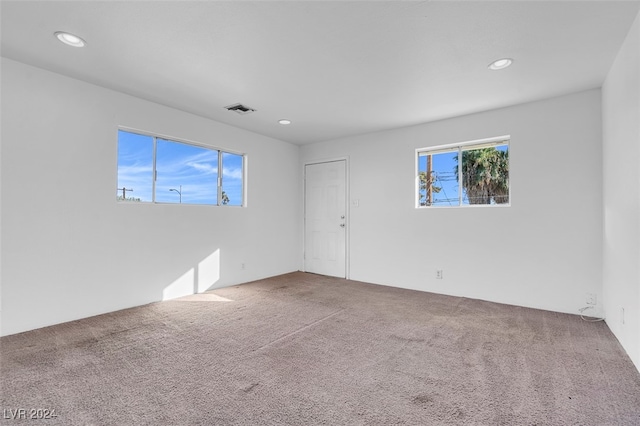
[241,263,246,270]
[586,293,596,305]
[436,270,443,279]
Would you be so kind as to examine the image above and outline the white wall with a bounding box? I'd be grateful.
[301,90,603,316]
[1,58,301,336]
[602,11,640,371]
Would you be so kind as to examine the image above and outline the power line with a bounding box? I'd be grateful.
[434,173,453,206]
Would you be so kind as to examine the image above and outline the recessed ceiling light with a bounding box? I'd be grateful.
[278,119,292,125]
[488,58,513,70]
[54,31,86,47]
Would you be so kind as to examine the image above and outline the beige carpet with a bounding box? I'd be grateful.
[1,272,639,425]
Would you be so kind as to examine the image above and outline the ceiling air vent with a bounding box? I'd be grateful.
[224,103,256,115]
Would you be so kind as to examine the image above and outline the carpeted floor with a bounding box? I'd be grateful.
[1,272,639,425]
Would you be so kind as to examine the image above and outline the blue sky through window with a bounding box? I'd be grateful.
[222,152,243,206]
[117,131,153,202]
[117,130,244,205]
[418,150,460,206]
[156,138,218,204]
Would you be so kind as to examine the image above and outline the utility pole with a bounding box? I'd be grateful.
[117,187,133,199]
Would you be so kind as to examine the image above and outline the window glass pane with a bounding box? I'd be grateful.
[156,138,218,205]
[117,130,153,202]
[221,152,244,206]
[418,149,460,206]
[459,144,509,205]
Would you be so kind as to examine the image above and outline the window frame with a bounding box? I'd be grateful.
[415,135,510,209]
[117,127,246,207]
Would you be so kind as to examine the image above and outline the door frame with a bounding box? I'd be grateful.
[303,157,350,279]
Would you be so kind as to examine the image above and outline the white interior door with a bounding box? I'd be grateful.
[304,160,346,278]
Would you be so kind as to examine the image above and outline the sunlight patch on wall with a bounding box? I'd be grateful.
[162,268,195,301]
[162,249,221,301]
[197,249,220,293]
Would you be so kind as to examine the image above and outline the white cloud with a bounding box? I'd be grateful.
[187,162,217,175]
[222,167,243,180]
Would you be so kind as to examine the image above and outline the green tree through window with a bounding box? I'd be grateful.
[456,147,509,205]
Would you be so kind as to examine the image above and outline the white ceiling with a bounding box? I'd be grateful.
[2,1,639,145]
